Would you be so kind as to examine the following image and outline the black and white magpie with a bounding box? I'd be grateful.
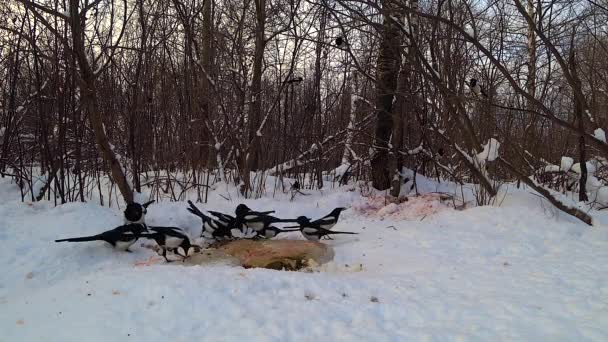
[285,77,303,84]
[257,226,300,239]
[55,223,148,252]
[187,201,234,240]
[143,226,198,262]
[289,216,358,241]
[123,200,155,224]
[234,204,296,231]
[312,207,347,230]
[467,78,487,98]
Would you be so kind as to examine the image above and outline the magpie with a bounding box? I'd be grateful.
[124,200,155,224]
[289,216,358,241]
[187,201,234,240]
[257,226,300,239]
[468,78,487,98]
[312,207,347,230]
[208,209,274,226]
[143,226,198,262]
[291,180,300,191]
[286,77,303,84]
[234,204,297,231]
[55,223,148,252]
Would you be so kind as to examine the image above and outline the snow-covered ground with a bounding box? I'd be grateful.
[1,176,608,341]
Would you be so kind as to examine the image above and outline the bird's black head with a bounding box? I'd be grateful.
[124,203,145,224]
[331,207,347,217]
[335,36,343,46]
[296,216,310,225]
[235,204,251,217]
[124,200,154,223]
[470,78,477,86]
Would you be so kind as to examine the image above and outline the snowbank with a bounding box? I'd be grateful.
[1,179,607,341]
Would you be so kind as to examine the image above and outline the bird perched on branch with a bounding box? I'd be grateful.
[287,216,358,241]
[335,36,346,47]
[234,204,297,232]
[467,78,487,98]
[285,77,303,84]
[143,226,198,262]
[123,200,155,224]
[55,223,148,252]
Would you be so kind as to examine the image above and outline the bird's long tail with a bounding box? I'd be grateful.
[328,230,358,235]
[55,234,103,243]
[276,218,299,223]
[187,200,207,219]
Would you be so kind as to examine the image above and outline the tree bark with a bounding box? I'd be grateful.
[241,0,266,196]
[69,0,133,204]
[372,0,402,190]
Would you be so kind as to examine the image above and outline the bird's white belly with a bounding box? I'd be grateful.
[115,239,136,250]
[302,228,319,241]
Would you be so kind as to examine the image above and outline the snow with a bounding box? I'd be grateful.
[464,24,475,37]
[586,109,595,123]
[476,138,500,164]
[1,177,608,340]
[544,164,560,172]
[595,128,606,143]
[572,161,597,174]
[561,156,574,171]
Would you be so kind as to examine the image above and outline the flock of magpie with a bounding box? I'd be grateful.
[55,200,357,262]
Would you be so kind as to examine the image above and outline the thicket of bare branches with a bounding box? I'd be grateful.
[1,0,608,224]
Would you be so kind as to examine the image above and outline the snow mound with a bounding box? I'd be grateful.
[595,128,606,143]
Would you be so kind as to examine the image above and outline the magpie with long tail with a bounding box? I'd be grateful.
[234,204,297,231]
[312,207,347,230]
[55,223,148,252]
[123,200,155,224]
[209,209,275,224]
[187,201,234,240]
[143,226,199,262]
[257,226,301,239]
[286,216,358,241]
[205,210,260,239]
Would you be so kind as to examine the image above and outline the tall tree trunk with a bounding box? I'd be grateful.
[570,41,588,202]
[202,0,215,171]
[69,0,133,204]
[313,7,327,189]
[372,0,402,190]
[524,0,537,147]
[241,0,266,195]
[390,0,417,197]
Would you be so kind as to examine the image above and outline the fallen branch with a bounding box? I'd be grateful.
[498,157,593,226]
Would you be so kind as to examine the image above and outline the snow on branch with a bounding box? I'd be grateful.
[500,157,594,226]
[268,113,374,175]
